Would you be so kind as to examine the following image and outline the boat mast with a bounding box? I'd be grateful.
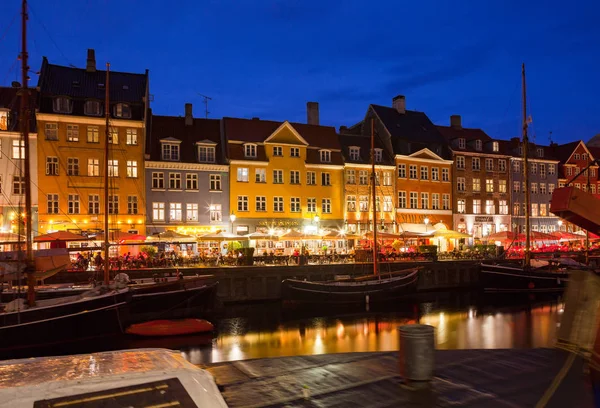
[522,63,531,268]
[103,63,110,285]
[21,0,35,306]
[371,118,378,276]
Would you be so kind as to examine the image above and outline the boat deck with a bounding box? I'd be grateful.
[206,348,592,407]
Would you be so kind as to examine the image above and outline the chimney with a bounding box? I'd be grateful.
[185,103,193,126]
[392,95,405,114]
[86,49,96,72]
[339,125,347,132]
[307,102,320,125]
[450,115,462,129]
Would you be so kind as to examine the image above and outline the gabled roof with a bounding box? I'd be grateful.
[408,148,448,162]
[436,125,499,155]
[338,132,394,166]
[549,141,585,163]
[263,121,309,145]
[497,138,560,161]
[0,86,37,132]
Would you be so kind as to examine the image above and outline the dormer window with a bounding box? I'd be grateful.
[475,140,482,151]
[537,147,544,158]
[492,141,499,152]
[519,145,523,156]
[374,148,383,163]
[53,97,72,113]
[0,108,9,131]
[574,153,581,160]
[582,153,587,161]
[320,150,331,163]
[349,147,360,161]
[198,145,216,163]
[244,144,257,158]
[458,138,466,149]
[114,103,131,118]
[161,142,180,161]
[84,100,102,116]
[273,146,283,157]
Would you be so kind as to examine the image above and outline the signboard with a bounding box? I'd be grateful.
[257,220,300,228]
[474,216,494,223]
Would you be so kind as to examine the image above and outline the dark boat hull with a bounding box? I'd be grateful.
[282,269,419,304]
[480,263,569,293]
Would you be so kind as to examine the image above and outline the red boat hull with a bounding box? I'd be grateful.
[126,319,214,337]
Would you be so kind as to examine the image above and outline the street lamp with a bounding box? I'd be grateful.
[229,213,236,234]
[424,216,430,232]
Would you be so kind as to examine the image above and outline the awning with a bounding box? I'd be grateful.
[34,231,91,242]
[92,231,146,242]
[433,229,471,239]
[147,230,196,242]
[245,232,279,241]
[197,232,248,241]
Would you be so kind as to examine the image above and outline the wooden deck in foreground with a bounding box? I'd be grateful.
[206,348,592,407]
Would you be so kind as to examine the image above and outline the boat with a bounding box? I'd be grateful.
[126,318,214,337]
[481,64,569,293]
[282,119,420,303]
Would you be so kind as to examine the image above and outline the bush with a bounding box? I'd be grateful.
[141,245,157,259]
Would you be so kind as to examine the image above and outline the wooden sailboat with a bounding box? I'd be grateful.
[281,119,420,304]
[480,64,569,292]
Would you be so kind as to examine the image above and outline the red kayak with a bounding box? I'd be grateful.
[125,319,214,337]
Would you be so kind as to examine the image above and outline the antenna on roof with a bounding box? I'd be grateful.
[197,93,212,119]
[548,131,553,145]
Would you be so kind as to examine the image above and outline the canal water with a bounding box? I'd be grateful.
[9,292,564,364]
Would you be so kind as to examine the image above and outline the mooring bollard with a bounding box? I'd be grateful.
[398,324,435,382]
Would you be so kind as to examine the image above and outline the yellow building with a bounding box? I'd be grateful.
[35,50,148,236]
[223,116,344,236]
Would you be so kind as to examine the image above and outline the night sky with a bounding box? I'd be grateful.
[1,0,599,144]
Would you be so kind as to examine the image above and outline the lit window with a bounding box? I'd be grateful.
[492,141,499,152]
[255,168,266,183]
[347,196,356,211]
[109,127,118,144]
[67,125,79,142]
[87,126,99,143]
[126,129,137,145]
[126,160,138,178]
[114,103,131,118]
[88,158,100,177]
[169,203,182,221]
[186,203,198,221]
[210,204,222,221]
[152,202,165,221]
[108,159,119,177]
[237,167,249,182]
[457,199,465,213]
[12,140,24,159]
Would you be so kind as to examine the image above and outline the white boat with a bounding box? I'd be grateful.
[0,348,227,408]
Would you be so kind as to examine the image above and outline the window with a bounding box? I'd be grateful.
[485,200,495,215]
[152,172,164,189]
[47,194,59,214]
[290,170,300,184]
[380,171,392,186]
[128,196,138,215]
[53,97,72,113]
[531,203,538,217]
[126,129,137,145]
[169,173,181,189]
[67,157,79,176]
[114,103,131,118]
[152,202,165,221]
[237,196,248,211]
[11,140,24,159]
[349,147,360,161]
[442,168,449,182]
[254,168,266,183]
[272,146,283,157]
[540,164,546,178]
[273,170,283,184]
[531,162,537,174]
[398,164,406,178]
[84,100,102,116]
[432,193,440,210]
[210,174,221,191]
[513,160,521,173]
[458,138,466,149]
[583,153,588,161]
[574,153,581,160]
[321,172,331,186]
[442,194,450,210]
[186,203,198,221]
[499,180,507,193]
[473,199,481,214]
[592,168,597,177]
[359,170,368,185]
[398,191,406,208]
[256,196,266,212]
[513,181,520,192]
[457,177,465,191]
[66,124,79,142]
[291,197,301,212]
[486,179,494,193]
[126,160,137,178]
[431,168,439,181]
[186,173,198,190]
[540,203,548,216]
[210,204,222,222]
[322,198,331,213]
[67,194,80,214]
[492,141,499,152]
[346,170,356,184]
[273,197,284,212]
[473,178,481,192]
[46,157,59,176]
[307,171,316,185]
[108,195,119,214]
[456,156,465,169]
[237,167,249,182]
[592,185,597,194]
[109,127,118,144]
[307,198,316,213]
[420,166,428,180]
[169,203,182,221]
[409,192,418,209]
[244,144,257,158]
[472,157,480,171]
[513,203,520,216]
[537,147,544,158]
[485,159,494,172]
[566,167,572,177]
[540,183,547,194]
[359,196,369,212]
[374,149,382,163]
[45,123,58,140]
[409,165,417,179]
[347,196,356,212]
[320,150,331,163]
[549,164,555,175]
[198,146,215,163]
[421,193,429,209]
[531,182,538,194]
[457,199,466,214]
[162,143,180,161]
[383,196,393,212]
[549,184,555,194]
[498,159,506,172]
[475,140,482,151]
[87,126,99,143]
[290,147,300,157]
[108,159,119,177]
[89,194,99,214]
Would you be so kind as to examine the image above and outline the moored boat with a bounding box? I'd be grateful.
[480,262,569,293]
[126,318,214,337]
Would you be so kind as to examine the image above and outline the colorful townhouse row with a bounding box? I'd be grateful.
[0,49,597,242]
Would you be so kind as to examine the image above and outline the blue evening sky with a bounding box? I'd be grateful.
[1,0,598,144]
